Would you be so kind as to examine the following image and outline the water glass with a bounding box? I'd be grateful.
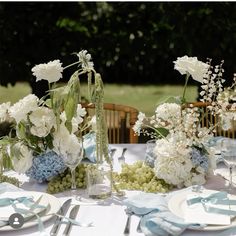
[221,139,236,193]
[144,139,157,167]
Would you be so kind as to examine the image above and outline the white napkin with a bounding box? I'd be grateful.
[183,192,230,225]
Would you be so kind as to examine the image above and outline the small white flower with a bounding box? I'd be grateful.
[77,50,94,70]
[0,102,11,122]
[174,55,209,83]
[29,107,56,137]
[9,94,39,123]
[60,104,87,133]
[12,143,33,174]
[32,60,63,83]
[133,112,146,134]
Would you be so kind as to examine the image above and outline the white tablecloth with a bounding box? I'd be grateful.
[2,144,236,236]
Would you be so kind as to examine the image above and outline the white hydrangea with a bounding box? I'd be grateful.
[153,134,193,187]
[32,59,63,83]
[52,124,83,164]
[174,55,209,83]
[12,143,33,174]
[29,107,56,137]
[77,50,94,70]
[9,94,39,123]
[0,102,11,122]
[155,103,181,129]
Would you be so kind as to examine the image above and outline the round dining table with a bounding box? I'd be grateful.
[1,144,236,236]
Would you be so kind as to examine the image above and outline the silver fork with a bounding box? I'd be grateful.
[123,207,133,235]
[118,148,127,164]
[136,218,142,233]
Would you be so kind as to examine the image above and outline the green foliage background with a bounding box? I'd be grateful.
[0,2,235,96]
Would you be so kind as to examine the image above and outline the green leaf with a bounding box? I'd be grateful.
[65,120,72,133]
[156,127,169,138]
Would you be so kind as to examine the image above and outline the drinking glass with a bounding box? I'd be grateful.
[61,140,84,197]
[144,139,157,167]
[221,139,236,193]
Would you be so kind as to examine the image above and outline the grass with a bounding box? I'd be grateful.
[0,82,198,116]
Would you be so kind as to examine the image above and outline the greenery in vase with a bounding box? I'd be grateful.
[133,55,236,188]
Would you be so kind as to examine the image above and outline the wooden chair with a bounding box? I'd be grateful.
[186,101,236,138]
[82,103,139,143]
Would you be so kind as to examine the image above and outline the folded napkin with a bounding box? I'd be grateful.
[83,132,97,163]
[83,132,111,163]
[123,188,202,236]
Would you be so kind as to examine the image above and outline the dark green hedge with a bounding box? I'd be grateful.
[0,2,235,96]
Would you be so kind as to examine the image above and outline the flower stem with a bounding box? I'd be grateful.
[182,73,190,104]
[63,61,80,70]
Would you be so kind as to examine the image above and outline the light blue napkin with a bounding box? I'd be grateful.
[83,132,97,163]
[123,189,202,236]
[83,132,111,163]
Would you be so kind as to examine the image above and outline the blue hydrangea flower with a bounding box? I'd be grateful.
[190,147,209,171]
[26,151,66,183]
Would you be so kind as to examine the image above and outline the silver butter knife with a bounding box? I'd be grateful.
[50,198,72,236]
[63,205,80,236]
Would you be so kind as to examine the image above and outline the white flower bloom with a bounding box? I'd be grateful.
[9,94,39,123]
[153,136,193,187]
[155,103,181,121]
[12,143,33,174]
[53,124,83,162]
[174,55,209,83]
[0,102,11,122]
[77,50,94,70]
[133,112,146,134]
[60,104,87,133]
[29,107,56,137]
[32,60,63,83]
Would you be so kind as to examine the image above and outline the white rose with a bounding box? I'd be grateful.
[29,107,56,137]
[9,94,39,123]
[12,143,33,174]
[32,59,63,83]
[174,55,209,83]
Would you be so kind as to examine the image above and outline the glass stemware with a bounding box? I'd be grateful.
[221,139,236,193]
[61,140,84,197]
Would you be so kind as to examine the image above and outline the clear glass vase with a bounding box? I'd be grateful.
[86,162,112,199]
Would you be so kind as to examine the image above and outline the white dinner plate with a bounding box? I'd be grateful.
[0,191,61,231]
[168,189,236,231]
[0,191,49,221]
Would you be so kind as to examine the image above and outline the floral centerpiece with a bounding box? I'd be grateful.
[0,50,110,184]
[133,56,236,188]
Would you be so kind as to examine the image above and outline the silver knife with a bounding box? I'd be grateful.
[62,205,80,236]
[50,198,72,236]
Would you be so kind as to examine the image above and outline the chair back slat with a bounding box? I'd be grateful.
[82,103,139,143]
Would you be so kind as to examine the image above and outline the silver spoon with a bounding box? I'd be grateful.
[124,207,133,235]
